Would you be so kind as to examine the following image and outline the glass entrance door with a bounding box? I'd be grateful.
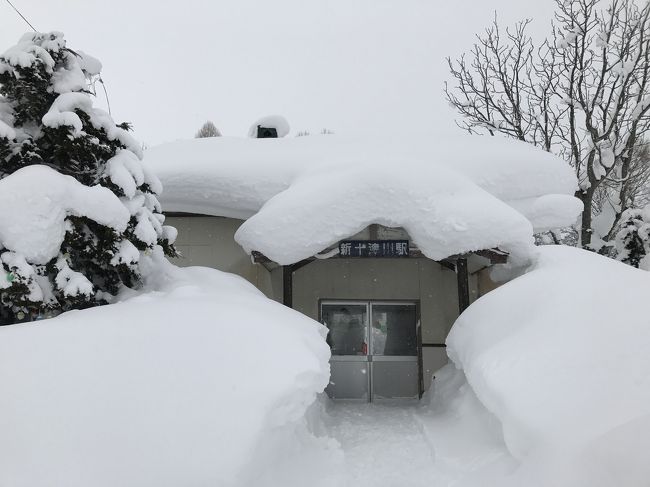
[322,302,370,400]
[369,303,419,400]
[322,301,419,401]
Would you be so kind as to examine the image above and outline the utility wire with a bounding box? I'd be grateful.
[4,0,113,116]
[4,0,36,32]
[98,77,112,116]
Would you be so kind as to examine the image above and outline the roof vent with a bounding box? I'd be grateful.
[257,126,278,138]
[248,115,290,138]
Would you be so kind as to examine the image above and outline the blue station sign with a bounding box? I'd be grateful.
[339,240,410,258]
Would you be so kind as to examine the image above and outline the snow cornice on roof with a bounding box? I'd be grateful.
[146,134,583,266]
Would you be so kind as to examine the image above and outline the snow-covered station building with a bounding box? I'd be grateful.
[146,132,581,402]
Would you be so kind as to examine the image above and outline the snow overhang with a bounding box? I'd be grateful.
[234,161,540,266]
[146,134,583,266]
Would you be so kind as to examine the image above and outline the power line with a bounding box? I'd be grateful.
[4,0,113,117]
[4,0,36,32]
[98,77,112,116]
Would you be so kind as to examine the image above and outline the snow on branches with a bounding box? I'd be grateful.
[613,206,650,269]
[446,0,650,248]
[0,32,177,323]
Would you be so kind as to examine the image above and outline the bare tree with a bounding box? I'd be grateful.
[446,0,650,248]
[594,140,650,236]
[295,129,334,137]
[195,120,222,138]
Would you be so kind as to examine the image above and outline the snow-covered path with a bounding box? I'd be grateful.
[324,402,440,487]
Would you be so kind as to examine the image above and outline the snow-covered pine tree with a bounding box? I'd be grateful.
[0,32,177,323]
[613,207,650,269]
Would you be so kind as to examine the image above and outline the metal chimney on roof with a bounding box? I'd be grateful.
[256,126,278,138]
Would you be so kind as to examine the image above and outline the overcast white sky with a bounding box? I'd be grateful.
[1,0,556,146]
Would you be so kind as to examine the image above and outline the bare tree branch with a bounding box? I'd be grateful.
[446,0,650,248]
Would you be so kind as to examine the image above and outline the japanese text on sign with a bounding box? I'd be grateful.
[339,240,409,258]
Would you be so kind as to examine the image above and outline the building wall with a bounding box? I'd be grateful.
[165,215,492,392]
[289,258,478,391]
[165,215,276,299]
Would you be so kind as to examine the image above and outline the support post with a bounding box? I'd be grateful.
[456,257,470,314]
[282,265,293,308]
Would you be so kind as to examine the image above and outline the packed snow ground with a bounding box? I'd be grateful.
[323,393,512,487]
[3,246,650,487]
[324,401,438,487]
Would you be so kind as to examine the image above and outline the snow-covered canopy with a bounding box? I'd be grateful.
[146,134,582,265]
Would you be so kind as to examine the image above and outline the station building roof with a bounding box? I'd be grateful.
[145,134,582,267]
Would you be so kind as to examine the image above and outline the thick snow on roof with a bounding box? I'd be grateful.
[147,134,582,264]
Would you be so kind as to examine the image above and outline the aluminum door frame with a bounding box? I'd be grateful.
[321,301,371,401]
[369,302,419,400]
[320,299,421,402]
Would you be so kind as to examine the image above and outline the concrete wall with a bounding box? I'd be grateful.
[165,215,276,299]
[165,215,495,392]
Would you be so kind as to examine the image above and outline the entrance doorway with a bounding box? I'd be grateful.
[321,301,420,401]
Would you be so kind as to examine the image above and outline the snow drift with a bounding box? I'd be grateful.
[0,257,342,487]
[422,245,650,487]
[146,134,582,265]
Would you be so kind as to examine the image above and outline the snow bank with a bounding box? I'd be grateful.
[0,165,129,264]
[147,134,581,264]
[416,365,517,485]
[436,246,650,486]
[0,259,342,487]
